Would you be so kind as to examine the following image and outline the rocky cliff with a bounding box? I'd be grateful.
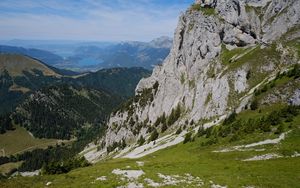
[84,0,300,161]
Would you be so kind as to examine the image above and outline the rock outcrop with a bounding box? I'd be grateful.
[84,0,300,161]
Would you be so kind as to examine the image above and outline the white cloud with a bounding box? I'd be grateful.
[0,0,191,41]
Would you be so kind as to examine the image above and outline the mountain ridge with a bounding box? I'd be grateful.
[83,0,300,162]
[0,53,150,115]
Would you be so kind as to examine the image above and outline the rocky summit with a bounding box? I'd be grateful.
[83,0,300,161]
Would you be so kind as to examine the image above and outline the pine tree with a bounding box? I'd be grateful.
[148,128,159,142]
[137,136,145,146]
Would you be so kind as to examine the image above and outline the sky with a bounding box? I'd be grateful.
[0,0,193,42]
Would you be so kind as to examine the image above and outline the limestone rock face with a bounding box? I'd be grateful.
[89,0,300,157]
[262,0,300,42]
[196,0,218,7]
[290,89,300,106]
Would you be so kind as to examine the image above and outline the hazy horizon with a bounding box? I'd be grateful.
[0,36,172,44]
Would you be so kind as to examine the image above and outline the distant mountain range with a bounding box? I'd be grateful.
[0,36,172,71]
[0,45,64,66]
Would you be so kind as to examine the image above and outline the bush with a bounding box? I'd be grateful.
[229,133,241,142]
[287,64,300,78]
[279,149,295,156]
[176,127,182,135]
[107,139,126,153]
[246,70,251,80]
[223,111,237,125]
[42,157,90,175]
[137,136,145,146]
[205,126,214,138]
[161,123,168,133]
[154,117,161,127]
[261,85,268,93]
[191,4,201,11]
[261,122,271,132]
[267,111,281,125]
[190,4,216,16]
[275,124,284,134]
[250,99,258,110]
[167,105,181,126]
[197,125,205,137]
[148,129,159,142]
[183,132,193,144]
[201,137,218,146]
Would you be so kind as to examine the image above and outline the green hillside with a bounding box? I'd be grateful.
[0,125,63,156]
[0,54,151,177]
[73,67,151,97]
[1,67,299,186]
[12,84,122,139]
[0,54,150,115]
[1,102,299,187]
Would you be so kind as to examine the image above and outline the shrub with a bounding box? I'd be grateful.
[154,117,161,127]
[270,81,276,88]
[191,4,201,11]
[287,64,300,78]
[223,111,237,125]
[261,85,268,93]
[267,111,281,125]
[250,99,258,110]
[147,126,154,133]
[153,81,159,94]
[261,122,271,132]
[190,4,216,16]
[205,126,214,138]
[120,139,127,149]
[161,123,168,133]
[275,124,284,134]
[229,134,241,142]
[190,119,194,125]
[246,70,251,80]
[279,149,295,156]
[197,125,205,137]
[42,157,90,175]
[137,136,145,146]
[161,113,167,126]
[176,127,182,135]
[202,137,218,146]
[148,129,159,142]
[167,105,181,126]
[183,132,192,144]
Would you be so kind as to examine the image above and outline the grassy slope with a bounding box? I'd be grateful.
[0,54,59,77]
[0,125,64,156]
[0,162,23,175]
[1,110,299,188]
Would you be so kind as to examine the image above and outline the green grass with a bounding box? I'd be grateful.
[286,39,300,59]
[0,161,23,175]
[0,54,59,77]
[250,66,300,109]
[220,44,280,88]
[0,125,67,156]
[1,111,300,187]
[220,45,250,65]
[190,4,216,16]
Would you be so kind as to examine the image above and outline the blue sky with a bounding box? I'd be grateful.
[0,0,193,42]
